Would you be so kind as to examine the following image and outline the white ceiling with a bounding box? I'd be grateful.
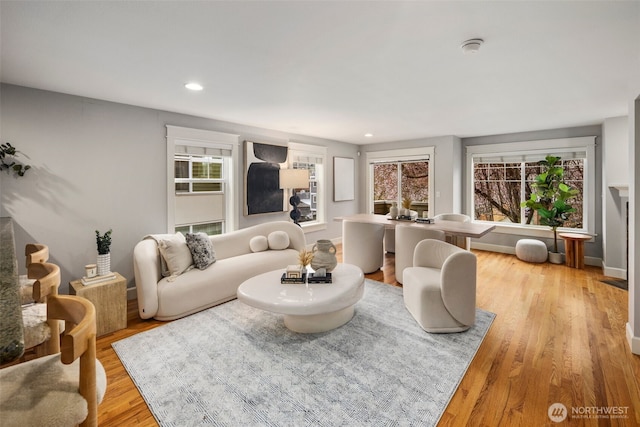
[1,1,639,144]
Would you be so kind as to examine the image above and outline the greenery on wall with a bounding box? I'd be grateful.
[0,142,31,177]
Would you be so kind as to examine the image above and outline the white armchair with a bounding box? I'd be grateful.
[434,213,471,250]
[403,239,477,333]
[394,225,445,284]
[342,220,385,273]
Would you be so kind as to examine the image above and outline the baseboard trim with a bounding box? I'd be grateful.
[626,323,640,355]
[471,242,602,266]
[602,264,627,279]
[127,287,137,300]
[471,242,515,255]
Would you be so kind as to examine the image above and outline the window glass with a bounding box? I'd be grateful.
[175,222,223,236]
[175,160,189,179]
[374,163,398,215]
[473,158,584,229]
[174,154,225,234]
[401,161,429,216]
[373,161,429,216]
[292,161,316,223]
[287,143,326,228]
[474,162,522,223]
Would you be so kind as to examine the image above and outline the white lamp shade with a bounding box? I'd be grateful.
[279,169,309,189]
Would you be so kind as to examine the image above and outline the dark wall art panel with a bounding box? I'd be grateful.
[245,141,288,215]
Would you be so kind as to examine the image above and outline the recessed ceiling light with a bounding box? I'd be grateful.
[461,38,484,54]
[185,82,203,91]
[364,133,373,138]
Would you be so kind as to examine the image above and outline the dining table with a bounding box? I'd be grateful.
[334,213,496,241]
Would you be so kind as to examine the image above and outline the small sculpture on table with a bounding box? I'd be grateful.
[308,267,332,284]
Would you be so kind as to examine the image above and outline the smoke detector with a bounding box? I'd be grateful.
[461,38,484,54]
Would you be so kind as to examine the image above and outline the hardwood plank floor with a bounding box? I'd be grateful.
[96,248,640,426]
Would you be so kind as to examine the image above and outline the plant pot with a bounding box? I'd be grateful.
[97,253,111,276]
[548,251,563,265]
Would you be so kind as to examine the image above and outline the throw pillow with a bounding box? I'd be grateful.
[157,233,193,277]
[249,235,269,253]
[186,232,216,270]
[267,231,290,250]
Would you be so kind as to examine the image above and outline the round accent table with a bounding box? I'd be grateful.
[237,263,364,333]
[558,233,592,269]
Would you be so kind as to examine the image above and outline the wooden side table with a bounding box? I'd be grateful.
[558,233,592,269]
[69,272,127,336]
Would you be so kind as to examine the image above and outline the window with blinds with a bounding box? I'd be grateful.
[167,126,239,235]
[467,137,595,232]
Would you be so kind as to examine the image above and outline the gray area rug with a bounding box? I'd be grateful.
[113,279,495,426]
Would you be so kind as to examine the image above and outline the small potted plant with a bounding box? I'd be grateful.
[95,229,112,275]
[401,197,412,218]
[521,155,579,264]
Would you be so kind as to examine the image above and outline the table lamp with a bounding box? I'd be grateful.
[279,168,310,226]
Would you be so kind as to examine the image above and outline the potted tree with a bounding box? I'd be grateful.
[521,155,579,264]
[95,229,112,275]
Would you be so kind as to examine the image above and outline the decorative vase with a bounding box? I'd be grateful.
[97,253,111,276]
[310,240,338,272]
[389,202,398,219]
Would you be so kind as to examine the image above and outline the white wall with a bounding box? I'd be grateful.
[602,116,629,278]
[0,84,359,293]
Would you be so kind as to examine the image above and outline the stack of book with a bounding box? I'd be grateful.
[415,217,434,224]
[281,265,306,284]
[81,273,116,286]
[307,272,332,284]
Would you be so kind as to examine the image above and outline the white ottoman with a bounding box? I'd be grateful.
[515,239,548,263]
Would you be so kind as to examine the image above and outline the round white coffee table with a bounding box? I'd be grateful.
[237,263,364,333]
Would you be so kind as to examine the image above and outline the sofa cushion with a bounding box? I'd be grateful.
[249,235,269,253]
[268,231,290,250]
[186,233,216,270]
[157,233,193,277]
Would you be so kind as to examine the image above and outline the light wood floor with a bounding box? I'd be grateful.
[95,249,640,426]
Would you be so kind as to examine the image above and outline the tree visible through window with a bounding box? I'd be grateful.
[473,158,584,228]
[373,161,429,216]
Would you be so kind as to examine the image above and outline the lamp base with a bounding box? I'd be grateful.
[289,192,301,226]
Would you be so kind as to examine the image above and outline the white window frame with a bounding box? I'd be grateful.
[166,125,240,233]
[287,141,327,233]
[174,155,224,194]
[366,147,435,217]
[465,136,596,237]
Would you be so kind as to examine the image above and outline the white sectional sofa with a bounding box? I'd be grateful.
[133,221,306,321]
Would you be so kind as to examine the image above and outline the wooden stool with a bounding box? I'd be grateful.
[558,233,592,269]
